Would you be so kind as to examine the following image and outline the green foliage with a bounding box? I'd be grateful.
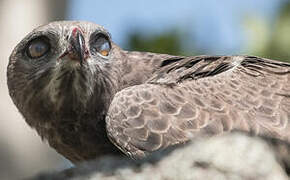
[257,2,290,62]
[126,30,185,56]
[126,2,290,63]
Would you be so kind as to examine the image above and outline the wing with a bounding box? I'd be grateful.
[106,55,290,158]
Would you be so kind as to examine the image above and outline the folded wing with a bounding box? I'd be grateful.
[106,55,290,158]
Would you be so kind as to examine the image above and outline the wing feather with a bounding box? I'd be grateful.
[106,55,290,158]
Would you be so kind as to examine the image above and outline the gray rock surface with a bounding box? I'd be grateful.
[27,132,290,180]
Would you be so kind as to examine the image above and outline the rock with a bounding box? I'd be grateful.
[27,132,289,180]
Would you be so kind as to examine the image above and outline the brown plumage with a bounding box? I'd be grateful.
[7,21,290,162]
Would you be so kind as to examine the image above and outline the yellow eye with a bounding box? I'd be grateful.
[98,41,110,56]
[90,33,111,57]
[100,50,109,56]
[27,37,50,58]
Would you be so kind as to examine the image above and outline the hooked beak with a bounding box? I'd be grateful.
[60,27,87,64]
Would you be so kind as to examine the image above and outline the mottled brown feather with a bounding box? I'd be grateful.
[106,55,290,158]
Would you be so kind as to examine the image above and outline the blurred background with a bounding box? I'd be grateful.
[1,0,290,179]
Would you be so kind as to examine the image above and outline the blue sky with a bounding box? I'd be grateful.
[68,0,285,54]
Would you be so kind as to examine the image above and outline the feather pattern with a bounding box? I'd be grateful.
[106,55,290,158]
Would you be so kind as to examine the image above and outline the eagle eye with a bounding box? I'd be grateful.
[26,37,50,59]
[90,33,111,57]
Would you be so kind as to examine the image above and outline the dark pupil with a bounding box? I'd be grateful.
[27,38,49,58]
